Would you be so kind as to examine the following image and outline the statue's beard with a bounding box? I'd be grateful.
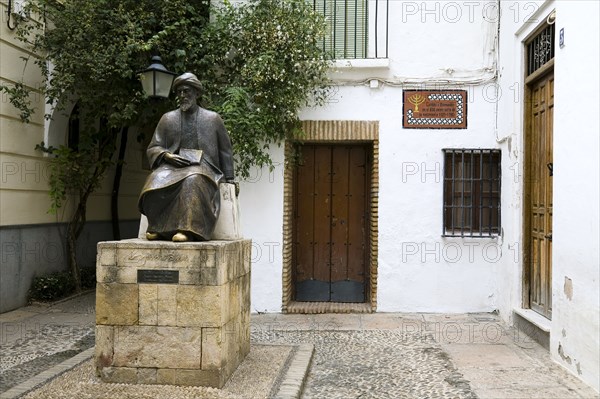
[180,101,194,112]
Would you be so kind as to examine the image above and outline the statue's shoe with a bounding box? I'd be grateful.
[172,232,189,242]
[146,232,160,240]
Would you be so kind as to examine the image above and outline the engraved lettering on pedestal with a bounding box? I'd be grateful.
[127,251,147,266]
[159,251,189,263]
[126,251,190,267]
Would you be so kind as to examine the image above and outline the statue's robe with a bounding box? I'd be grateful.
[138,107,234,240]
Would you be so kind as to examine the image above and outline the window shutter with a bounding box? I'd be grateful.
[314,0,367,59]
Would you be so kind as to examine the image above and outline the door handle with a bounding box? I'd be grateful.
[545,233,552,241]
[547,163,553,176]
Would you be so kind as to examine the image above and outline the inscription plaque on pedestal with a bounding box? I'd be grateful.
[137,269,179,284]
[403,90,467,129]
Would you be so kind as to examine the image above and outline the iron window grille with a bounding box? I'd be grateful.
[443,149,501,237]
[313,0,389,59]
[526,22,555,76]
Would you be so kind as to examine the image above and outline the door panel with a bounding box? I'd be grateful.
[294,147,315,290]
[330,146,349,284]
[527,72,554,319]
[293,144,369,303]
[313,146,332,284]
[347,147,368,283]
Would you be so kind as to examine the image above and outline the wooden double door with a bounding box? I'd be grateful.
[293,144,370,302]
[525,71,554,319]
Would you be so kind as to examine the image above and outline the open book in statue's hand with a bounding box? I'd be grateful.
[179,148,204,165]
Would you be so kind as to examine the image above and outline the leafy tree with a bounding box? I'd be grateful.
[196,0,331,174]
[1,0,329,291]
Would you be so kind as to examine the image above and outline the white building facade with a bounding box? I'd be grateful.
[239,0,599,391]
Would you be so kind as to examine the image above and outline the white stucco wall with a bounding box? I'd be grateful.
[550,1,599,391]
[242,1,512,313]
[496,0,599,391]
[237,1,600,389]
[240,3,599,390]
[301,84,506,313]
[239,150,285,312]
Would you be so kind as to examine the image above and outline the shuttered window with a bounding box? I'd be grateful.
[314,0,368,59]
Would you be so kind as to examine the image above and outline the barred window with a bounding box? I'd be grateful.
[443,149,501,237]
[526,22,555,76]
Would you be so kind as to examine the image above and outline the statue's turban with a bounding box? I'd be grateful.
[173,73,202,92]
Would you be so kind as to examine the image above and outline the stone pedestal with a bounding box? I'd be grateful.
[95,239,251,388]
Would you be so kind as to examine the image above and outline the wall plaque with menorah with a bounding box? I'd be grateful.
[403,90,467,129]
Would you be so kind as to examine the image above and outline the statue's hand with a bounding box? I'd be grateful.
[164,152,191,168]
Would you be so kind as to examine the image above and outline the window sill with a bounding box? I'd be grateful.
[442,234,500,239]
[332,58,390,69]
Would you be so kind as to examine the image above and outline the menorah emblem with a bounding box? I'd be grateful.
[408,94,426,112]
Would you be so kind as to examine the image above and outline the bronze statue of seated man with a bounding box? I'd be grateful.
[138,73,235,242]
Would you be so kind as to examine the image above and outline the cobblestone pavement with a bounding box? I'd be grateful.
[0,294,95,393]
[254,313,599,399]
[252,329,476,399]
[1,292,599,398]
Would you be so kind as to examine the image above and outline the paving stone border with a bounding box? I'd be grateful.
[0,348,94,399]
[0,323,95,392]
[273,344,314,399]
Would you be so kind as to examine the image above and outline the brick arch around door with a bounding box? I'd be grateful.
[282,120,379,313]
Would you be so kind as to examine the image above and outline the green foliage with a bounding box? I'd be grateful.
[7,0,329,287]
[15,0,202,128]
[36,137,115,214]
[0,82,32,123]
[196,0,331,176]
[11,0,329,180]
[28,267,95,302]
[29,270,76,302]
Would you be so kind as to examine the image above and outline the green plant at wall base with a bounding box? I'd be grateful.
[28,267,95,302]
[7,0,329,290]
[29,271,76,302]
